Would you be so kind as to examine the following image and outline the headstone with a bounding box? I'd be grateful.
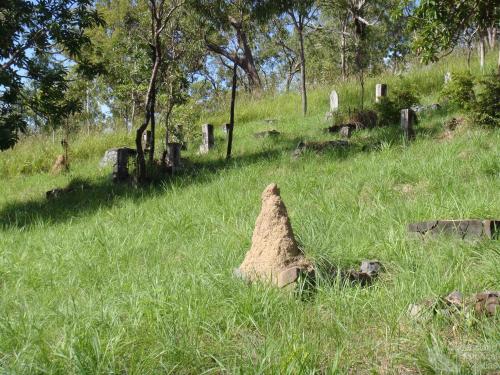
[100,148,136,168]
[375,83,387,103]
[113,148,132,182]
[339,126,353,139]
[330,90,339,112]
[199,124,214,154]
[444,72,452,84]
[408,220,500,240]
[100,149,118,168]
[400,109,416,141]
[222,123,232,134]
[142,130,152,152]
[165,142,181,170]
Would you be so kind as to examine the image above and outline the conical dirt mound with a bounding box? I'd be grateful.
[238,183,312,285]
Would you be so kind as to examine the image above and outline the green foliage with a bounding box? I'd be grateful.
[439,72,475,110]
[0,0,104,150]
[1,64,499,372]
[409,0,499,63]
[374,83,419,125]
[471,72,500,127]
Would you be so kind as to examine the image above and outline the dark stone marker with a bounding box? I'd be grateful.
[375,83,387,103]
[165,142,181,170]
[199,124,214,154]
[408,220,500,240]
[113,148,134,182]
[401,109,416,141]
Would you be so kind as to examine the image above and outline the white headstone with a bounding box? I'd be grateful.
[444,72,452,84]
[375,84,387,103]
[330,90,339,112]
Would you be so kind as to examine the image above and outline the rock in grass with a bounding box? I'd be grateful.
[254,130,280,138]
[237,183,313,287]
[444,291,463,307]
[360,260,382,277]
[474,291,499,316]
[292,140,349,158]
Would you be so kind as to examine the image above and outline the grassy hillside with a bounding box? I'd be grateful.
[0,53,499,373]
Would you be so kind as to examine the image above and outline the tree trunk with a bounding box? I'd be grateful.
[226,63,237,160]
[341,23,347,81]
[479,35,485,72]
[207,17,262,92]
[136,50,161,183]
[487,27,496,49]
[149,83,156,164]
[161,101,174,164]
[298,26,307,116]
[130,92,136,134]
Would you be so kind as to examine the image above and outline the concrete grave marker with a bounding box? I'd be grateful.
[401,109,416,141]
[113,148,132,182]
[199,124,214,154]
[330,90,339,112]
[444,72,452,84]
[166,142,181,169]
[375,84,387,103]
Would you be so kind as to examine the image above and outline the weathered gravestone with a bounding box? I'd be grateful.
[330,90,339,112]
[113,148,133,182]
[100,147,136,168]
[325,90,339,121]
[339,126,353,139]
[408,220,500,240]
[401,109,416,141]
[375,83,387,103]
[199,124,214,154]
[222,123,232,134]
[165,142,181,170]
[444,72,452,84]
[109,148,136,182]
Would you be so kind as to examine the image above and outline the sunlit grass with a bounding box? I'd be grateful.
[0,51,499,373]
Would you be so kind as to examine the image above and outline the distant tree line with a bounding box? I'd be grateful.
[1,0,498,177]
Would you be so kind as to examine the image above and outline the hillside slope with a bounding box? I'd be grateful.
[1,54,499,373]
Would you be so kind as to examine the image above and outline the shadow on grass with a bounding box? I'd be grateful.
[0,120,439,230]
[0,149,285,229]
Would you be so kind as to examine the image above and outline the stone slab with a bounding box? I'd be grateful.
[408,220,500,239]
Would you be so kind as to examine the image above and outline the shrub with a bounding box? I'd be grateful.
[374,85,419,126]
[471,72,500,127]
[439,71,475,109]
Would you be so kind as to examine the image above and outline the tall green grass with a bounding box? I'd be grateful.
[0,51,499,373]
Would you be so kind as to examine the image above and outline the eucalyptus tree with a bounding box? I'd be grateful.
[284,0,318,116]
[0,0,104,150]
[408,0,499,71]
[189,0,270,92]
